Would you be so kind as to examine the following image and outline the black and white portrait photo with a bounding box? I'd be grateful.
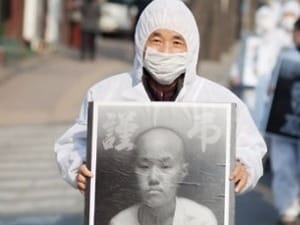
[85,102,236,225]
[266,55,300,139]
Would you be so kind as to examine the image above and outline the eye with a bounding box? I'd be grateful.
[173,40,183,46]
[162,165,171,169]
[160,163,172,170]
[151,37,162,45]
[173,38,186,50]
[137,162,150,169]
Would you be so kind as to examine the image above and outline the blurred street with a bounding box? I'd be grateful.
[0,36,277,225]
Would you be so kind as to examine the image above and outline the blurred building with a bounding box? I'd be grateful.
[0,0,63,50]
[0,0,268,61]
[190,0,262,61]
[0,0,24,40]
[0,0,25,65]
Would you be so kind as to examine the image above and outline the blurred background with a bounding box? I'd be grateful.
[0,0,299,224]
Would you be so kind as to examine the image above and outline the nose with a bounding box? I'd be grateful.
[161,42,172,53]
[148,166,160,186]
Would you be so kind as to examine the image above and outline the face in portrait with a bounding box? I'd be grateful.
[134,127,188,209]
[291,81,300,115]
[108,126,218,225]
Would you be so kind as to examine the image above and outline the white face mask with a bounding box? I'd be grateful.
[143,47,188,85]
[281,17,297,31]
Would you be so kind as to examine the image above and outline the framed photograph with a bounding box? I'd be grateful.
[265,55,300,139]
[85,102,236,225]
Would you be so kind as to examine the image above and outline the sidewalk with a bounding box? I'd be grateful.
[0,54,46,83]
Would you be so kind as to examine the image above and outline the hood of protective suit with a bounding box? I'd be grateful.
[280,1,300,31]
[133,0,200,86]
[255,6,277,35]
[281,1,300,16]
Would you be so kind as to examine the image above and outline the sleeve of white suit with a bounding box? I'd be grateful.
[54,91,91,188]
[235,98,267,193]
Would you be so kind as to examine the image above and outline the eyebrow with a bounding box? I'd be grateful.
[150,32,184,40]
[173,35,185,41]
[160,157,173,163]
[150,32,163,38]
[138,157,174,162]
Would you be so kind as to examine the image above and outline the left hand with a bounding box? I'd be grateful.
[230,161,248,193]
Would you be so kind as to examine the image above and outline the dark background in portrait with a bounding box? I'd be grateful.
[87,103,235,225]
[266,57,300,139]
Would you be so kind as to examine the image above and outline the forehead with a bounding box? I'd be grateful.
[137,141,183,162]
[148,29,186,41]
[136,130,184,160]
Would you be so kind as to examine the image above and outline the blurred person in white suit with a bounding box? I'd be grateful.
[230,5,281,118]
[278,0,300,48]
[253,0,300,131]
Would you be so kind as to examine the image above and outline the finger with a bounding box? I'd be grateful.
[235,173,248,193]
[77,174,86,183]
[77,181,86,191]
[79,164,93,177]
[233,167,245,182]
[233,171,244,184]
[230,164,242,180]
[233,174,242,183]
[234,168,248,184]
[230,170,238,180]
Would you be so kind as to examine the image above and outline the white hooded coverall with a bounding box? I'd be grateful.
[54,0,267,193]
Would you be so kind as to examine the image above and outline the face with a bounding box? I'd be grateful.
[282,13,298,31]
[134,129,187,208]
[145,29,187,53]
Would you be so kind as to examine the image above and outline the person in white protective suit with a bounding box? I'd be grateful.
[54,0,266,195]
[278,0,300,48]
[229,5,281,117]
[253,1,300,130]
[267,18,300,225]
[251,5,284,129]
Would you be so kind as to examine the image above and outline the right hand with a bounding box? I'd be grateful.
[76,163,93,192]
